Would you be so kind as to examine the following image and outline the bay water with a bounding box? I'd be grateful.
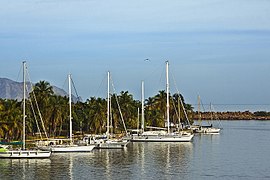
[1,121,270,180]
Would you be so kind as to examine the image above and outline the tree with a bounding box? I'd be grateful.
[30,81,54,136]
[154,90,167,120]
[73,101,89,134]
[33,81,54,104]
[0,99,22,141]
[111,91,140,132]
[87,97,106,134]
[144,95,163,127]
[47,95,69,137]
[0,79,194,137]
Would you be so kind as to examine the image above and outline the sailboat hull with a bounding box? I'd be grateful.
[192,126,221,134]
[202,128,221,134]
[81,135,129,149]
[97,140,129,149]
[130,134,194,142]
[40,145,95,153]
[0,150,51,158]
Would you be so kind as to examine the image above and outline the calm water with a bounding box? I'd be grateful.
[1,121,270,180]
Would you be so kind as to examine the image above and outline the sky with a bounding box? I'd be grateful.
[1,0,270,112]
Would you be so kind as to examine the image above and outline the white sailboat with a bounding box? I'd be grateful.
[84,71,129,149]
[199,102,221,133]
[38,74,95,152]
[0,61,51,158]
[191,96,221,134]
[131,61,194,142]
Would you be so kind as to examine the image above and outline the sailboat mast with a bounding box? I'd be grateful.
[68,74,72,143]
[210,102,213,121]
[137,107,140,134]
[166,61,170,133]
[198,95,201,126]
[177,95,181,131]
[106,71,110,136]
[23,61,26,150]
[141,80,144,133]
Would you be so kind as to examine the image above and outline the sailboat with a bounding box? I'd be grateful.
[0,61,51,158]
[83,71,129,149]
[38,74,95,152]
[130,61,194,142]
[191,96,221,134]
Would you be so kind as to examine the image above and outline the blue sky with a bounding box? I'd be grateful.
[1,0,270,111]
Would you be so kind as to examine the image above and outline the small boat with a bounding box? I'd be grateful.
[0,61,51,158]
[192,125,221,134]
[191,96,221,134]
[197,124,221,134]
[203,127,220,134]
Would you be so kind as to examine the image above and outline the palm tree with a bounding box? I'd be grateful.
[32,81,54,117]
[0,99,22,141]
[0,75,195,139]
[33,81,54,103]
[0,99,6,138]
[172,93,194,125]
[30,80,54,135]
[154,90,167,120]
[112,91,139,131]
[73,101,89,135]
[85,97,96,133]
[87,97,106,134]
[47,95,69,137]
[144,96,164,127]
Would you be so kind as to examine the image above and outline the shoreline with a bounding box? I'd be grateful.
[192,111,270,120]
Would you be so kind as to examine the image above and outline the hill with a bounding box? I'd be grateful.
[0,77,79,101]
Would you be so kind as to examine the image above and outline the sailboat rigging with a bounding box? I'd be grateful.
[191,95,221,134]
[38,74,95,152]
[130,61,194,142]
[0,61,51,158]
[83,71,129,149]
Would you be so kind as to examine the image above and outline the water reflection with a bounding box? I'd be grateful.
[0,158,51,180]
[0,142,194,179]
[1,121,270,179]
[51,143,193,179]
[50,153,95,179]
[129,142,193,179]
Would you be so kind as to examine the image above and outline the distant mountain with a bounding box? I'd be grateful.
[0,77,80,102]
[0,78,23,100]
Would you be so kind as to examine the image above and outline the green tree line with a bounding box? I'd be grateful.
[0,81,193,141]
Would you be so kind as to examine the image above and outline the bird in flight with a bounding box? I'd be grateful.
[144,58,150,61]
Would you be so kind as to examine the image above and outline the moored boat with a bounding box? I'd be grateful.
[37,74,95,152]
[0,62,51,159]
[191,97,221,134]
[130,61,194,142]
[81,134,129,149]
[0,145,51,158]
[81,71,129,149]
[130,131,194,142]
